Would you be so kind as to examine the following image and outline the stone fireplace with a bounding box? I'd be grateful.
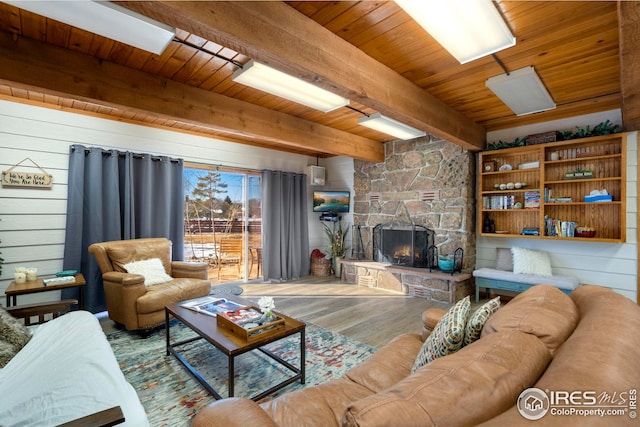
[344,134,476,303]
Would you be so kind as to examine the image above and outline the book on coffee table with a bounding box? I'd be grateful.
[180,296,244,317]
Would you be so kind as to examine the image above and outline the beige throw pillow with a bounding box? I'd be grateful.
[495,248,513,271]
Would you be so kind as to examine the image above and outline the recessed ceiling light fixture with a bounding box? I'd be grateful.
[5,0,175,55]
[486,66,556,116]
[395,0,515,64]
[232,60,350,113]
[358,113,426,140]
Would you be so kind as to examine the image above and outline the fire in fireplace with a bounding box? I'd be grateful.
[372,221,435,268]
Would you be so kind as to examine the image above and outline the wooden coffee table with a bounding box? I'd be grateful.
[165,296,306,401]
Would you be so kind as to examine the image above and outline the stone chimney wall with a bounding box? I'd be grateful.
[352,135,477,271]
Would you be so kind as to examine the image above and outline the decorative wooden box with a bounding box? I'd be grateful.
[526,131,558,145]
[216,305,285,342]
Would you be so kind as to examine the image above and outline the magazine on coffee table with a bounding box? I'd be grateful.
[218,307,263,326]
[180,296,245,317]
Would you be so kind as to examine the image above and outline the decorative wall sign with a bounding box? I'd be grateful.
[2,158,53,188]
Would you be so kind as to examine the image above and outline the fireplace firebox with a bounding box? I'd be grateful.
[372,221,435,268]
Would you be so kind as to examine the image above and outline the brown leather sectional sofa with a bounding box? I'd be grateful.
[192,284,640,427]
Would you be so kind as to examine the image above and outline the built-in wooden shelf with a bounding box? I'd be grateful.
[478,133,626,243]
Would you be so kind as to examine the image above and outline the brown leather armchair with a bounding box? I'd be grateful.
[89,237,211,331]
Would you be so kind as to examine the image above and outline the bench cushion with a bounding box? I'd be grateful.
[473,268,579,290]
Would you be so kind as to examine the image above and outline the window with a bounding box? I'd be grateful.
[184,164,262,284]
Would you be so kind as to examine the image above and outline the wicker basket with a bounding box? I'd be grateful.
[310,258,331,276]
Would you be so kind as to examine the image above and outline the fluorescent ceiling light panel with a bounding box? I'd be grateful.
[358,113,426,140]
[486,66,556,116]
[395,0,515,64]
[4,0,175,55]
[232,60,349,113]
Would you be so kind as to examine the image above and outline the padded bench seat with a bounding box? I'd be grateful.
[473,268,580,303]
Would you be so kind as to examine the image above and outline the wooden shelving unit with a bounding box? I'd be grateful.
[478,133,626,243]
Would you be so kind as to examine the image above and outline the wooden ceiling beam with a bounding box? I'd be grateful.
[122,1,486,151]
[619,0,640,131]
[0,31,383,162]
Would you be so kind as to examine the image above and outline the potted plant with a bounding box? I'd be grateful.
[322,221,349,278]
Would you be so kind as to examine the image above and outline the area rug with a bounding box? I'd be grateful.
[107,320,376,426]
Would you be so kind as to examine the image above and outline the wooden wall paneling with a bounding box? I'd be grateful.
[0,197,67,215]
[1,230,65,247]
[0,184,68,201]
[1,214,66,230]
[475,238,638,300]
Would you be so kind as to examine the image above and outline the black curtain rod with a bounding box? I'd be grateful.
[71,145,182,163]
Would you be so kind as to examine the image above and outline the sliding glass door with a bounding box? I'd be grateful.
[184,165,262,284]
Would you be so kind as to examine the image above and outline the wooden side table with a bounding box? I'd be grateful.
[5,274,86,325]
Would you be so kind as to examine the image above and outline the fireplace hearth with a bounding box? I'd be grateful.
[373,221,435,268]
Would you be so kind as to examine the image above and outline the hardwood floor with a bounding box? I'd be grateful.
[100,276,487,348]
[238,276,456,348]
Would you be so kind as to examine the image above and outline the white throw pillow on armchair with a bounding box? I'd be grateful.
[123,258,173,286]
[510,247,552,277]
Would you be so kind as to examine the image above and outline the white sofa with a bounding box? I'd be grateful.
[0,310,148,427]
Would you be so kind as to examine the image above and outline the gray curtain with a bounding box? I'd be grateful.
[261,170,310,281]
[63,145,184,313]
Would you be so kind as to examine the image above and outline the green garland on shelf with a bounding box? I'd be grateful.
[558,120,621,140]
[486,120,621,151]
[486,136,526,151]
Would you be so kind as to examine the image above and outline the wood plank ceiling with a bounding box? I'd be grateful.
[0,1,636,162]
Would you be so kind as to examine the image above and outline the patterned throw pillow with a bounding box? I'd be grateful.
[463,296,501,346]
[0,306,32,368]
[412,296,470,373]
